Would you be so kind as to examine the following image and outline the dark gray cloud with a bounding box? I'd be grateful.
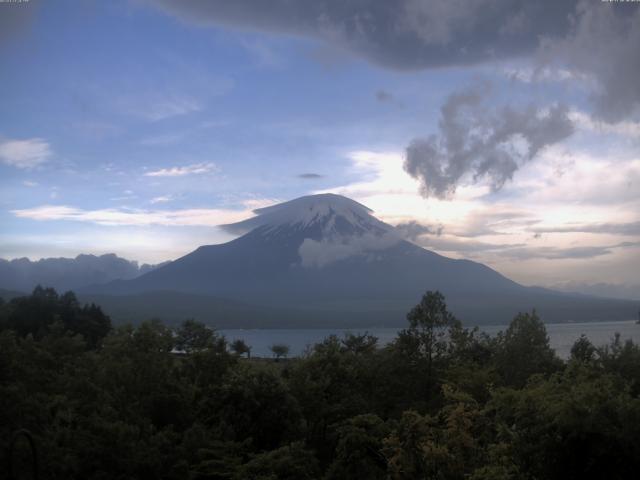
[148,0,577,70]
[298,173,324,179]
[394,220,443,240]
[148,0,640,121]
[532,221,640,236]
[404,86,574,198]
[540,2,640,122]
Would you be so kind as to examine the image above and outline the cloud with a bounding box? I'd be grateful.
[551,281,640,301]
[298,232,400,268]
[414,235,640,261]
[569,110,640,139]
[404,85,574,198]
[540,2,640,122]
[298,173,324,179]
[144,162,218,177]
[498,241,640,260]
[23,180,38,187]
[503,65,580,84]
[414,235,525,255]
[451,209,538,237]
[148,0,577,70]
[148,1,640,123]
[0,137,52,169]
[375,90,393,102]
[150,195,173,204]
[532,221,640,236]
[11,204,251,227]
[394,220,443,240]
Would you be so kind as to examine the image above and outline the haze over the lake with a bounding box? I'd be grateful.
[1,0,639,299]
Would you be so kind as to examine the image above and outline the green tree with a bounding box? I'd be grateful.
[230,338,251,358]
[202,368,303,451]
[174,318,215,353]
[236,442,320,480]
[570,334,596,363]
[494,310,561,387]
[325,414,388,480]
[404,290,457,379]
[270,343,290,360]
[3,287,111,348]
[341,332,378,355]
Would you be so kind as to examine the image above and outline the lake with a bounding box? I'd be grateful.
[221,320,640,359]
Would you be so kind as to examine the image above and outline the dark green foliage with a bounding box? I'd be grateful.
[230,338,251,358]
[1,288,640,479]
[269,343,290,360]
[175,318,216,353]
[236,442,320,480]
[202,367,303,451]
[1,286,111,348]
[571,334,597,363]
[325,414,388,480]
[493,310,562,387]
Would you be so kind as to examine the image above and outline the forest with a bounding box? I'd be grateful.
[2,287,640,479]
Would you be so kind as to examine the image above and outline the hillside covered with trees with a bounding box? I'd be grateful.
[2,288,640,479]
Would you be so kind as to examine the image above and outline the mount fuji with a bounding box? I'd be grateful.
[82,194,637,327]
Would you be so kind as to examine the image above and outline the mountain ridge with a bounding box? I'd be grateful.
[82,194,638,326]
[0,253,168,293]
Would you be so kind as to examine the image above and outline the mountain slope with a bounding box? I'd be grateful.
[85,194,638,326]
[0,253,168,293]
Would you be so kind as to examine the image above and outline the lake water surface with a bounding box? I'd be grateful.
[221,320,640,359]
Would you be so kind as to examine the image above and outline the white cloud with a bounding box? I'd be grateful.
[11,204,253,227]
[144,162,218,177]
[0,138,51,169]
[299,233,400,268]
[23,180,38,187]
[503,65,585,84]
[150,195,172,204]
[318,148,640,286]
[569,110,640,139]
[242,197,280,210]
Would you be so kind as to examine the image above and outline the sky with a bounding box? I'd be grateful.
[1,0,639,297]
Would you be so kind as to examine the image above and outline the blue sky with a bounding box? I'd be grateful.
[1,0,639,295]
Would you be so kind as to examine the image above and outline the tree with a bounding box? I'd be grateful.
[403,290,457,381]
[325,414,388,480]
[494,311,561,388]
[270,343,290,361]
[202,369,303,451]
[236,442,320,480]
[570,334,596,363]
[341,332,378,355]
[3,287,111,348]
[230,338,251,358]
[174,318,215,353]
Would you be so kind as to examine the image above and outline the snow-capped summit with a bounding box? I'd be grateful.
[221,193,392,239]
[85,193,639,327]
